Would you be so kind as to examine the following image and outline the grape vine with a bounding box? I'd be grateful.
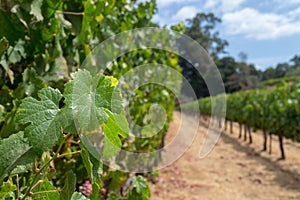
[183,82,300,160]
[0,0,183,199]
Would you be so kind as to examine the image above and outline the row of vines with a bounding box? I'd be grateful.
[184,82,300,160]
[0,0,183,199]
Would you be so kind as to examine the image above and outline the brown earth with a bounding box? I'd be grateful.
[149,112,300,200]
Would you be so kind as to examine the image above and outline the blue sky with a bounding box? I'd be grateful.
[153,0,300,70]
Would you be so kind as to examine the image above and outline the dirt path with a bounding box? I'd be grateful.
[150,112,300,200]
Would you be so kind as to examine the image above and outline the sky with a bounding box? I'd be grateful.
[153,0,300,70]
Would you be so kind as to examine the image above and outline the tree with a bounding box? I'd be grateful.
[260,54,300,81]
[274,63,288,78]
[286,55,300,77]
[226,62,258,91]
[185,13,228,59]
[179,12,228,98]
[238,52,248,63]
[290,55,300,67]
[215,56,238,93]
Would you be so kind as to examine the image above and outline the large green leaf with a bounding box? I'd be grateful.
[16,87,65,152]
[126,175,150,200]
[13,68,46,99]
[44,55,70,82]
[0,132,32,184]
[7,39,26,64]
[71,192,87,200]
[132,175,150,195]
[80,146,102,183]
[103,136,121,160]
[60,170,77,200]
[78,0,96,44]
[58,108,77,134]
[65,69,128,160]
[31,179,60,200]
[89,182,100,200]
[0,181,17,199]
[64,69,123,132]
[102,111,129,159]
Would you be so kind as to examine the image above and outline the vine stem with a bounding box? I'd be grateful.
[56,150,81,158]
[31,180,43,191]
[31,190,59,196]
[21,135,66,200]
[56,10,84,15]
[16,175,20,199]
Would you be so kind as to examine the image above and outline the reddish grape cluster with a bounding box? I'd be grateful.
[79,180,92,197]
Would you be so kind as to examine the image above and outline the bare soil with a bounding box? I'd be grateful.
[149,112,300,200]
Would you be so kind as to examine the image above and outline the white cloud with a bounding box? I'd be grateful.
[153,5,200,26]
[221,0,246,12]
[287,7,300,19]
[269,0,300,10]
[156,0,199,7]
[222,8,300,40]
[288,0,300,3]
[172,6,198,22]
[204,0,218,9]
[274,0,300,5]
[204,0,245,12]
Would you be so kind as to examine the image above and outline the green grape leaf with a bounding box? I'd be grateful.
[80,136,101,162]
[132,175,150,195]
[78,1,96,44]
[89,182,100,199]
[31,179,59,200]
[60,170,77,200]
[106,171,128,191]
[80,145,102,183]
[0,181,17,199]
[16,87,64,153]
[71,192,87,200]
[10,162,33,175]
[9,148,37,177]
[64,69,123,132]
[126,175,150,200]
[103,136,121,160]
[102,111,129,159]
[8,39,26,64]
[58,108,77,134]
[0,132,32,184]
[13,68,46,99]
[44,55,70,82]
